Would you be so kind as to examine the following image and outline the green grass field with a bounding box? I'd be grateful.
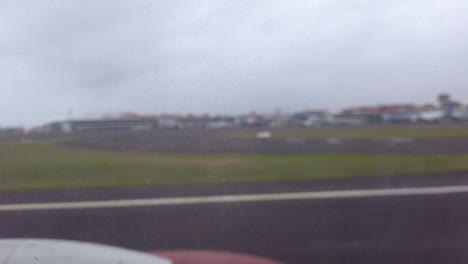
[2,140,468,191]
[225,125,468,138]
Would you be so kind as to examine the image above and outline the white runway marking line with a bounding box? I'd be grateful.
[1,185,468,211]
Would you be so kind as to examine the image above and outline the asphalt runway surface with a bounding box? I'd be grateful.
[2,177,468,264]
[63,128,468,154]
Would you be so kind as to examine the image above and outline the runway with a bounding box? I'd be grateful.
[63,127,468,154]
[1,179,468,263]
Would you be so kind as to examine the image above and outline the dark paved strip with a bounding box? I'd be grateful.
[2,172,468,204]
[1,194,468,264]
[63,129,468,154]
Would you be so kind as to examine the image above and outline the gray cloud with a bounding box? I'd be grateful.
[1,0,468,127]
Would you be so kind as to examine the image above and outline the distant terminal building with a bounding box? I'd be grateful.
[332,113,383,125]
[36,119,160,134]
[341,104,416,115]
[337,104,417,124]
[289,110,332,127]
[235,112,270,127]
[335,94,468,124]
[32,115,239,134]
[0,127,24,138]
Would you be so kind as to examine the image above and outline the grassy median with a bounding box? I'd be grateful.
[1,139,468,191]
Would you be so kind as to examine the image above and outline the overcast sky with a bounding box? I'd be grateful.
[1,0,468,127]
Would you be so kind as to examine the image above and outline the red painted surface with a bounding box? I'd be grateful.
[149,250,281,264]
